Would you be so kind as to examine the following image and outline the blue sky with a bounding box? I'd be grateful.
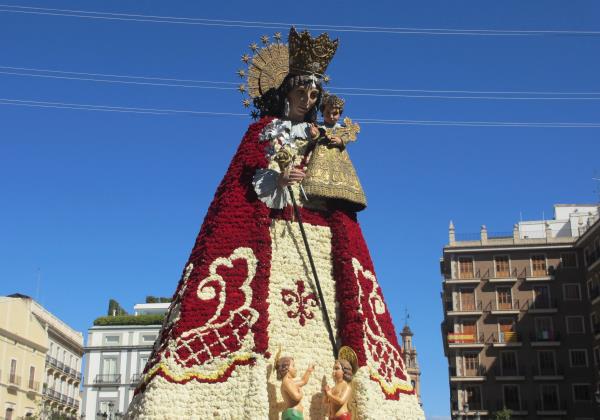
[1,1,600,417]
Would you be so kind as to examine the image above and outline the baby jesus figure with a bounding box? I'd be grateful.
[301,93,367,211]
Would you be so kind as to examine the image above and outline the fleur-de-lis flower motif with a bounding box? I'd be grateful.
[281,280,318,326]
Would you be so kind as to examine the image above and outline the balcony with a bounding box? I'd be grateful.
[447,300,483,316]
[26,380,40,397]
[526,298,559,314]
[445,269,483,285]
[525,269,554,282]
[449,365,487,382]
[130,373,143,386]
[536,399,567,416]
[493,365,526,381]
[591,287,600,305]
[530,331,561,346]
[490,299,521,315]
[488,268,520,283]
[447,333,486,349]
[532,365,564,381]
[7,374,21,390]
[94,374,121,385]
[494,400,527,415]
[490,332,522,347]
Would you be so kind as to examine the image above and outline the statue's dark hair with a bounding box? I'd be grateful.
[254,74,323,123]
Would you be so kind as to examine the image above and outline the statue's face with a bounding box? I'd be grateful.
[323,104,341,125]
[286,85,319,121]
[288,359,297,378]
[332,361,343,380]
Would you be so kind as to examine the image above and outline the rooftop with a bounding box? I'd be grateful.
[447,203,599,249]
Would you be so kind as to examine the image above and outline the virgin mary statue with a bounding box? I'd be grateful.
[126,28,425,420]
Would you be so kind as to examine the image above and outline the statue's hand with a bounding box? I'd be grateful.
[278,168,306,187]
[329,136,343,147]
[309,124,320,140]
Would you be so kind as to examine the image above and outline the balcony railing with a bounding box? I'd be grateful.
[591,287,600,301]
[449,300,483,313]
[8,374,21,386]
[493,365,525,377]
[94,374,121,384]
[28,380,39,392]
[491,299,520,312]
[447,333,485,345]
[530,331,561,342]
[67,397,74,406]
[527,298,558,311]
[536,399,567,411]
[533,365,564,377]
[449,365,487,377]
[130,373,142,384]
[491,332,521,344]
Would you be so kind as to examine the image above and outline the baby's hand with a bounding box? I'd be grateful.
[309,124,320,140]
[329,136,343,147]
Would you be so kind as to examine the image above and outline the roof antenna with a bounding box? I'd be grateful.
[35,267,41,302]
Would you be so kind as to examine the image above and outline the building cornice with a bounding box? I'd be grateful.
[444,243,575,253]
[0,327,48,353]
[84,344,154,352]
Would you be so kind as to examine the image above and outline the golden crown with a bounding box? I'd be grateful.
[288,27,339,77]
[236,28,338,118]
[321,92,345,110]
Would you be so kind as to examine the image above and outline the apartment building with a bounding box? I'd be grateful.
[1,294,83,420]
[576,208,600,398]
[82,302,169,419]
[441,204,599,419]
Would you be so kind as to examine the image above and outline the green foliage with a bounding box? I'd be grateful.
[107,298,128,316]
[94,313,165,326]
[492,408,512,420]
[146,295,172,303]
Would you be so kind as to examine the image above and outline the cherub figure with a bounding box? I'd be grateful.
[323,359,353,419]
[276,356,315,420]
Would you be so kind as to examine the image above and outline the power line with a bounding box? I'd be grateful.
[3,66,600,101]
[1,4,600,36]
[1,97,599,128]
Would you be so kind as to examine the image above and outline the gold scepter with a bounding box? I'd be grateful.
[274,146,338,358]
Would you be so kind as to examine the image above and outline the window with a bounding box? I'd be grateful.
[594,346,600,366]
[28,366,35,389]
[139,356,149,373]
[495,256,510,277]
[458,288,476,311]
[496,287,513,310]
[9,359,17,383]
[570,349,588,367]
[104,335,120,345]
[540,384,559,410]
[532,285,550,309]
[531,254,547,276]
[573,384,591,401]
[534,317,554,341]
[500,351,518,376]
[563,283,581,300]
[458,257,475,279]
[456,320,477,343]
[463,353,480,376]
[141,334,157,343]
[498,319,516,343]
[566,316,585,334]
[538,350,556,375]
[561,252,577,268]
[503,385,520,410]
[464,385,482,410]
[5,408,14,420]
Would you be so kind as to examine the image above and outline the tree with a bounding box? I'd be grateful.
[107,299,128,316]
[492,408,511,420]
